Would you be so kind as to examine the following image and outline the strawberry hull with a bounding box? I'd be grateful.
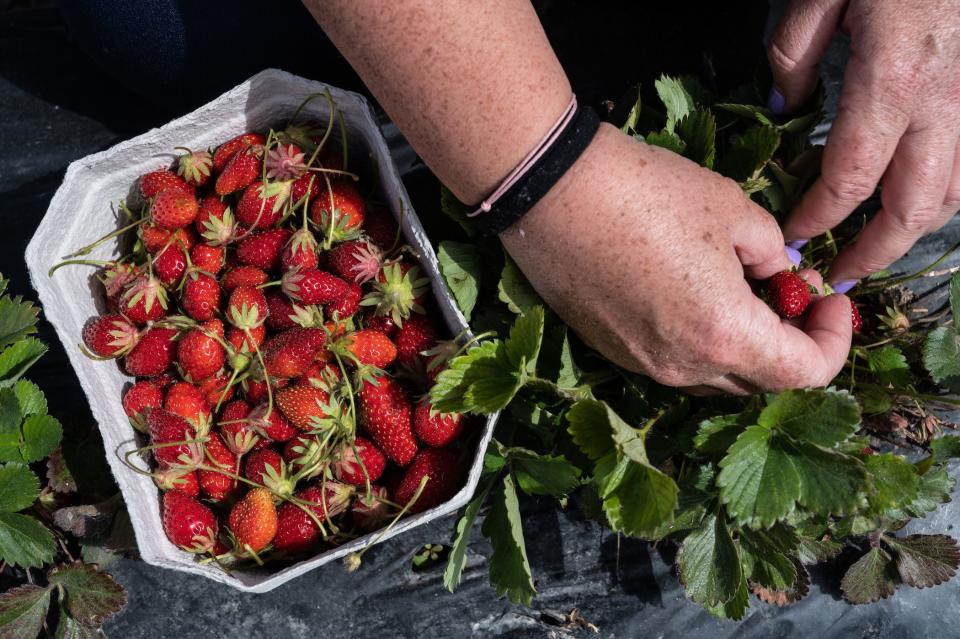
[26,69,497,593]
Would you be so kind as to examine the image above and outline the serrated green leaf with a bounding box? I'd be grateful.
[54,604,101,639]
[865,453,920,515]
[444,473,496,593]
[508,449,581,498]
[0,584,51,639]
[931,435,960,464]
[621,87,642,134]
[714,103,774,125]
[13,381,45,418]
[677,513,742,607]
[841,547,898,604]
[498,256,542,315]
[904,464,955,518]
[20,414,62,463]
[0,463,38,512]
[0,293,39,350]
[437,241,481,321]
[0,512,55,568]
[644,129,686,154]
[923,326,960,391]
[430,341,519,414]
[797,535,843,564]
[717,426,799,528]
[886,534,960,588]
[694,412,753,455]
[47,562,126,627]
[718,125,781,181]
[867,347,911,387]
[439,185,477,237]
[677,109,717,168]
[566,400,615,461]
[783,439,868,517]
[0,388,20,435]
[554,328,580,390]
[0,431,21,463]
[0,339,47,386]
[704,575,749,620]
[481,474,535,605]
[738,528,797,590]
[504,306,544,376]
[759,389,860,447]
[604,461,678,538]
[655,75,694,133]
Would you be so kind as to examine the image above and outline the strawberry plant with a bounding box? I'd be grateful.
[432,74,960,618]
[0,276,126,636]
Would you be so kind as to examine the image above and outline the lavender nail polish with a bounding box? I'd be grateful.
[786,239,808,250]
[785,246,802,267]
[768,87,786,115]
[832,279,858,294]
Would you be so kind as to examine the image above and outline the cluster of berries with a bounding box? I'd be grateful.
[767,270,862,332]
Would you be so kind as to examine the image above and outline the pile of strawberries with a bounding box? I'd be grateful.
[69,116,470,563]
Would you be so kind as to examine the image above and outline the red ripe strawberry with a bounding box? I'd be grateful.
[852,302,863,333]
[281,268,349,305]
[249,403,298,442]
[364,312,396,337]
[273,483,352,552]
[164,382,211,430]
[151,187,199,230]
[358,376,418,466]
[243,378,274,405]
[767,270,812,319]
[151,374,177,390]
[100,261,142,308]
[212,132,264,173]
[295,361,340,390]
[119,274,168,325]
[195,199,239,246]
[328,239,382,284]
[148,408,201,468]
[413,400,464,447]
[182,272,221,322]
[343,329,397,368]
[265,291,299,331]
[222,266,268,291]
[199,373,234,407]
[228,487,277,553]
[363,202,399,250]
[282,435,320,474]
[190,243,224,274]
[176,320,226,382]
[82,314,138,358]
[328,282,361,319]
[228,325,265,353]
[176,148,213,187]
[309,180,365,241]
[215,147,262,196]
[140,169,192,200]
[141,223,197,254]
[162,491,216,552]
[244,448,283,484]
[291,173,321,206]
[362,261,429,327]
[227,286,268,330]
[236,181,291,229]
[276,385,331,431]
[394,313,439,365]
[154,466,200,497]
[352,485,391,531]
[237,228,292,271]
[260,327,326,379]
[122,380,163,432]
[218,399,261,455]
[125,327,177,377]
[394,448,461,513]
[152,243,187,287]
[333,437,386,485]
[281,227,320,272]
[199,432,239,502]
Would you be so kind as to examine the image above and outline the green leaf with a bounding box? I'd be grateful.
[718,426,799,528]
[867,347,912,387]
[430,341,520,414]
[0,431,21,463]
[603,461,678,538]
[498,256,542,315]
[951,272,960,322]
[0,584,51,639]
[931,435,960,464]
[20,414,62,463]
[508,449,581,498]
[439,185,477,237]
[718,125,781,181]
[904,464,955,517]
[0,389,20,435]
[566,399,615,461]
[759,388,860,446]
[840,547,898,604]
[621,87,642,134]
[54,605,101,639]
[644,130,685,154]
[0,339,47,386]
[886,534,960,588]
[797,535,843,564]
[864,453,920,514]
[677,109,717,168]
[47,562,127,627]
[738,528,798,590]
[13,381,45,418]
[444,473,497,593]
[784,439,868,516]
[705,576,749,621]
[0,512,55,568]
[677,513,742,607]
[0,291,39,350]
[714,103,774,125]
[437,241,481,321]
[0,464,38,512]
[655,74,695,133]
[694,412,753,455]
[504,306,544,376]
[554,328,580,391]
[481,474,535,605]
[923,326,960,391]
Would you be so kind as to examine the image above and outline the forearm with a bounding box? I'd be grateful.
[305,0,571,204]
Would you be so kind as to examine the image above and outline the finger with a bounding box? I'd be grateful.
[828,128,955,282]
[928,136,960,233]
[767,0,847,113]
[783,65,908,243]
[730,199,795,279]
[684,375,758,397]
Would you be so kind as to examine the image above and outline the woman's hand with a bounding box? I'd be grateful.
[769,0,960,289]
[501,124,853,394]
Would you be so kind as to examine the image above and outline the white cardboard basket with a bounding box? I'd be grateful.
[25,69,497,593]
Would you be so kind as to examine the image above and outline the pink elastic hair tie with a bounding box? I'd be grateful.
[468,94,578,218]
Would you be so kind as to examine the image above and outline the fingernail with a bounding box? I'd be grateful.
[767,86,786,115]
[832,279,858,294]
[785,245,802,267]
[786,239,808,250]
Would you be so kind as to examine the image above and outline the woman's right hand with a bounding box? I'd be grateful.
[501,123,853,394]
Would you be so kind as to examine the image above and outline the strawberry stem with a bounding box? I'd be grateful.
[61,217,145,259]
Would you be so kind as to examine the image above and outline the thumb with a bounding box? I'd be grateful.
[767,0,846,114]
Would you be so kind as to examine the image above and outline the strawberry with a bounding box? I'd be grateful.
[125,327,177,377]
[226,286,268,330]
[291,173,321,207]
[327,282,361,319]
[361,261,429,326]
[122,380,163,432]
[358,375,418,466]
[309,180,365,241]
[141,223,196,254]
[82,314,138,358]
[394,313,439,365]
[362,202,399,250]
[852,302,863,333]
[222,266,269,291]
[228,325,265,353]
[212,132,264,173]
[295,361,340,390]
[244,448,283,484]
[182,272,221,321]
[364,312,396,337]
[177,320,226,382]
[259,327,326,379]
[265,291,299,331]
[215,147,262,196]
[265,143,307,182]
[152,243,187,287]
[140,169,192,200]
[228,487,277,553]
[352,485,392,531]
[100,261,142,308]
[199,373,234,407]
[272,483,352,552]
[119,274,168,325]
[199,432,239,502]
[236,228,292,271]
[162,491,216,553]
[281,268,349,305]
[176,148,213,187]
[394,448,461,513]
[190,243,224,274]
[243,377,281,405]
[333,437,386,485]
[151,187,199,230]
[413,400,464,447]
[767,270,812,319]
[164,382,211,432]
[154,466,200,497]
[248,403,298,442]
[276,385,332,431]
[281,227,320,272]
[196,200,239,246]
[236,181,291,229]
[147,408,202,468]
[328,239,382,284]
[342,329,396,368]
[218,399,262,455]
[282,435,321,475]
